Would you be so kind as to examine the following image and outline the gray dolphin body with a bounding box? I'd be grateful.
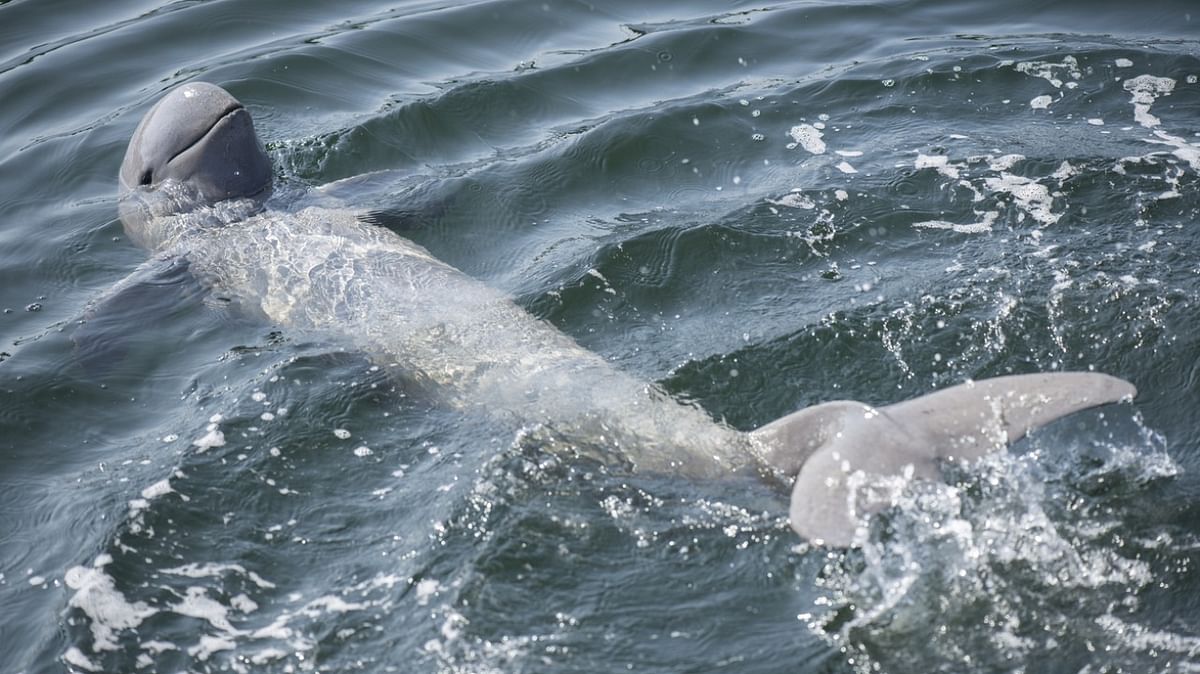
[116,82,1136,546]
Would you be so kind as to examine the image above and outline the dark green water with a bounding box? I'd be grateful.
[2,1,1199,672]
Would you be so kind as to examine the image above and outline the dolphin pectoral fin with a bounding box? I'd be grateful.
[357,204,448,235]
[355,210,424,233]
[752,372,1137,547]
[72,253,205,377]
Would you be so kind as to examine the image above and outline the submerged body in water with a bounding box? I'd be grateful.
[138,200,757,478]
[115,82,1137,546]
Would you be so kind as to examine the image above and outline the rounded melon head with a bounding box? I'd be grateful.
[119,81,272,206]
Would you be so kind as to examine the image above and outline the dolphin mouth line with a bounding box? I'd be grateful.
[164,102,245,167]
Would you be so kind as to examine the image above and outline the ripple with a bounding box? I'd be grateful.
[4,3,1200,673]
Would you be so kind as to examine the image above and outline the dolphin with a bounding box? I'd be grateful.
[114,82,1136,547]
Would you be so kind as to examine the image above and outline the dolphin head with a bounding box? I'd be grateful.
[119,82,272,243]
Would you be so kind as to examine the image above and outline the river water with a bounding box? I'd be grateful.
[1,1,1198,672]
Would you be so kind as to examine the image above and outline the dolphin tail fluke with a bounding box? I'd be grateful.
[750,372,1137,547]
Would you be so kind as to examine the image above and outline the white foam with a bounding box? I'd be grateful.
[986,174,1060,225]
[1095,613,1200,656]
[768,191,815,209]
[230,594,259,613]
[913,211,998,234]
[141,640,178,654]
[915,154,961,179]
[187,634,238,661]
[140,479,172,500]
[174,586,243,634]
[63,647,100,672]
[1145,130,1200,170]
[416,578,442,606]
[1051,160,1076,180]
[249,648,289,665]
[193,426,225,453]
[988,154,1025,172]
[1030,95,1053,110]
[1115,58,1134,68]
[303,595,365,614]
[1123,75,1176,128]
[1014,55,1081,88]
[333,428,352,439]
[788,124,827,154]
[162,562,276,589]
[835,161,858,174]
[64,561,157,651]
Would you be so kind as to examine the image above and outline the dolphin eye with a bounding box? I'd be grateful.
[139,170,152,186]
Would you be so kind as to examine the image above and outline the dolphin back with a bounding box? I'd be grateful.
[751,372,1137,546]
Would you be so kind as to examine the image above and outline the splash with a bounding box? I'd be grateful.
[804,424,1186,673]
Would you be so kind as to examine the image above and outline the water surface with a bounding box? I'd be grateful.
[1,1,1199,672]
